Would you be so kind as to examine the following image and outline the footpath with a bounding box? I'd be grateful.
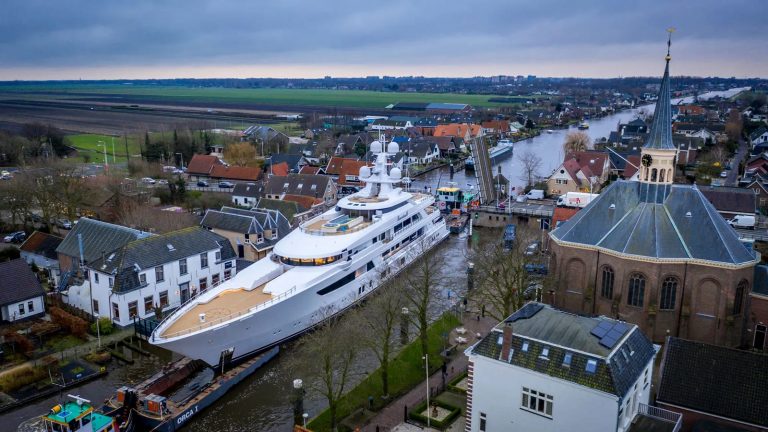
[361,314,498,432]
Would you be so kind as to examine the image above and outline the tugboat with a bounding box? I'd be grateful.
[435,182,477,234]
[43,394,127,432]
[578,121,590,130]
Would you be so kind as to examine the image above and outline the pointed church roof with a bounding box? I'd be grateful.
[643,53,675,150]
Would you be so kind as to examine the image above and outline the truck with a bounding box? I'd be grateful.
[557,192,599,208]
[727,215,756,230]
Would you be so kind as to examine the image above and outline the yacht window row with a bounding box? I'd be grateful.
[278,254,343,266]
[317,260,375,296]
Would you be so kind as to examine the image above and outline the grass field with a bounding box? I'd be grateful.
[0,83,532,109]
[66,134,141,163]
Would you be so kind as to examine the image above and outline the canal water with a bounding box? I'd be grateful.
[6,87,744,432]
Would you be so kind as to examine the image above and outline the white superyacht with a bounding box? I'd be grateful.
[151,140,449,365]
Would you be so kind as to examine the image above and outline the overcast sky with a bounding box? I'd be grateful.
[1,0,765,80]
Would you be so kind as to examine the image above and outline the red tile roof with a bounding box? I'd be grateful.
[552,207,579,227]
[325,156,349,175]
[299,165,323,175]
[566,151,609,177]
[336,160,370,186]
[481,120,510,133]
[209,165,262,181]
[562,158,583,186]
[623,155,641,178]
[283,194,323,210]
[187,154,223,175]
[434,123,482,138]
[271,162,289,177]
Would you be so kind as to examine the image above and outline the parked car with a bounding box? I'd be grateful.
[157,179,169,185]
[56,219,73,229]
[197,180,209,187]
[720,171,728,178]
[524,263,548,275]
[141,177,156,185]
[218,181,235,188]
[524,241,540,256]
[4,231,26,243]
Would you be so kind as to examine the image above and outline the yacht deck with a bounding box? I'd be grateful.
[161,284,272,337]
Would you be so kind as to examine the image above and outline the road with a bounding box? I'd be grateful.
[725,138,749,186]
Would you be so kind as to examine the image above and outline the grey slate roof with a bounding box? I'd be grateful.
[643,59,675,150]
[232,182,264,199]
[263,174,331,198]
[471,303,655,398]
[0,259,45,306]
[201,206,291,249]
[89,227,235,293]
[551,180,757,266]
[658,337,768,427]
[56,218,150,265]
[698,186,756,215]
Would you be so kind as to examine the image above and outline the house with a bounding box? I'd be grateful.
[433,123,483,141]
[325,157,371,188]
[298,165,325,175]
[231,182,264,207]
[750,125,768,147]
[262,174,336,205]
[401,140,440,165]
[19,231,64,287]
[242,125,289,151]
[75,227,236,327]
[334,133,373,156]
[56,218,150,283]
[481,120,511,136]
[698,186,757,219]
[466,303,667,432]
[256,197,314,226]
[546,151,609,195]
[186,154,225,181]
[0,259,46,322]
[266,153,307,173]
[657,337,768,431]
[209,164,262,183]
[269,162,290,177]
[201,206,291,261]
[551,206,579,228]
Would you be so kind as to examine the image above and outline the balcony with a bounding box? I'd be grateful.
[628,403,682,432]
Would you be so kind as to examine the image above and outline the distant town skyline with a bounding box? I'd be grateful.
[1,0,766,81]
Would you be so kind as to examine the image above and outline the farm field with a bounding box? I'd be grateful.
[66,133,141,164]
[0,83,529,109]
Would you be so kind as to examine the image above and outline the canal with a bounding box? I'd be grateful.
[7,87,745,432]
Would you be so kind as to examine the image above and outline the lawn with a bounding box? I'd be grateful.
[44,334,85,352]
[307,313,461,432]
[66,133,141,163]
[0,83,532,109]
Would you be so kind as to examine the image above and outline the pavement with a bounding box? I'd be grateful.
[360,314,498,432]
[725,138,748,186]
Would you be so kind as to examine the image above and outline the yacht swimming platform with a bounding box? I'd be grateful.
[161,284,272,338]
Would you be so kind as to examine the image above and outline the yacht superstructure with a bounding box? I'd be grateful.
[151,140,449,365]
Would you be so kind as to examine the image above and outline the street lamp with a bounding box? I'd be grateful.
[302,413,308,428]
[422,355,430,427]
[97,141,109,172]
[94,313,101,349]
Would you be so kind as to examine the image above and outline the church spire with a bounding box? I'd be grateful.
[643,29,675,151]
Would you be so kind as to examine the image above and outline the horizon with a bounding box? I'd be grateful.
[1,1,766,81]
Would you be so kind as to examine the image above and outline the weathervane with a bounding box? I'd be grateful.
[666,27,675,61]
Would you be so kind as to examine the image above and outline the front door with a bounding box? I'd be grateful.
[237,244,244,258]
[755,324,767,351]
[180,282,190,303]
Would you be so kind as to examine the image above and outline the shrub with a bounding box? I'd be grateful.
[0,364,47,393]
[3,331,35,355]
[409,399,462,430]
[49,307,89,339]
[90,317,114,336]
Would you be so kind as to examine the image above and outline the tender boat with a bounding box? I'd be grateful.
[151,139,449,366]
[465,139,514,168]
[578,121,590,130]
[43,395,124,432]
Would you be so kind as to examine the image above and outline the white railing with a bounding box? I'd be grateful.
[636,403,682,432]
[155,285,298,340]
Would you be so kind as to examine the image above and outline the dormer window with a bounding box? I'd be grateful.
[539,346,550,360]
[586,359,598,374]
[521,341,529,352]
[563,352,573,367]
[271,230,278,239]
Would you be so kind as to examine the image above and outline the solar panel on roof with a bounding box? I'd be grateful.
[507,303,544,322]
[597,322,631,349]
[590,321,613,338]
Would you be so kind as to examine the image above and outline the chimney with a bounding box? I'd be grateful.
[500,321,514,362]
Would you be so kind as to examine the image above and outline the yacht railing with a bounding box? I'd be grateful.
[155,285,298,340]
[300,216,378,236]
[151,277,230,340]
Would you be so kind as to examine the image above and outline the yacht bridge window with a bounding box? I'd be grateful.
[278,254,343,266]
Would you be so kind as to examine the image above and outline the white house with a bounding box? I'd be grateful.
[232,182,264,207]
[0,259,46,322]
[66,227,236,327]
[750,126,768,147]
[465,303,674,432]
[404,140,440,165]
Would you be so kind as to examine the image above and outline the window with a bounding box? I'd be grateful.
[94,273,99,284]
[128,301,138,318]
[93,300,99,315]
[734,281,747,315]
[257,233,264,243]
[660,277,678,310]
[144,296,153,313]
[179,259,188,275]
[586,359,598,373]
[155,265,165,282]
[521,341,529,352]
[224,270,232,280]
[215,251,222,261]
[112,302,120,320]
[480,413,487,431]
[521,387,553,418]
[271,230,278,239]
[600,266,614,299]
[212,274,220,286]
[109,277,114,288]
[18,303,25,316]
[540,346,550,360]
[139,273,147,285]
[562,352,573,367]
[159,291,168,307]
[199,278,208,292]
[627,273,645,307]
[200,253,208,269]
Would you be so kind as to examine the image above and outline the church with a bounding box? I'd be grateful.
[548,40,759,347]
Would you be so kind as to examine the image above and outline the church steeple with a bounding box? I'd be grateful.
[639,29,677,185]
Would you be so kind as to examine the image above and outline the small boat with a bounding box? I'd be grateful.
[546,129,554,134]
[43,394,125,432]
[465,139,514,168]
[446,209,470,234]
[435,182,478,213]
[578,121,590,130]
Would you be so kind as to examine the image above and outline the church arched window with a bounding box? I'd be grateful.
[733,280,747,315]
[627,273,645,307]
[600,266,614,300]
[660,277,678,310]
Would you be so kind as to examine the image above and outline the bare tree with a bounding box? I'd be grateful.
[563,131,592,155]
[518,150,542,188]
[295,309,361,432]
[469,226,547,322]
[400,238,447,358]
[223,142,257,166]
[725,109,743,143]
[358,274,403,397]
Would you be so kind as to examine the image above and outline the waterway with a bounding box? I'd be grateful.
[5,87,746,432]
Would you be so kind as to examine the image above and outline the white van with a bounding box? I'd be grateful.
[525,189,545,200]
[728,215,756,230]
